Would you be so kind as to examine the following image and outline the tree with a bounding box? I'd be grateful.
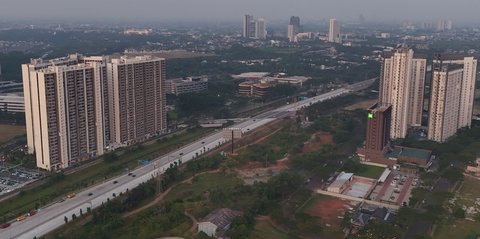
[103,152,118,163]
[453,208,465,219]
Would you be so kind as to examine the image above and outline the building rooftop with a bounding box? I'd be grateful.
[385,146,431,161]
[368,103,392,113]
[329,172,353,189]
[232,72,270,79]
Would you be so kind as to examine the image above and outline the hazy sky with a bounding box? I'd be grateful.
[2,0,480,24]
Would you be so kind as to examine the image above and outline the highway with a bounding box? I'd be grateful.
[1,78,375,239]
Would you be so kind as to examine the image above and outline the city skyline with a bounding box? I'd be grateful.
[1,0,480,24]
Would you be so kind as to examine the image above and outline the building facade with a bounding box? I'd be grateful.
[0,93,24,113]
[107,56,167,146]
[379,47,426,139]
[428,55,478,142]
[328,19,341,43]
[165,76,208,95]
[22,54,110,170]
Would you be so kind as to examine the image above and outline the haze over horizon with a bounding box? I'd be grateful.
[1,0,480,24]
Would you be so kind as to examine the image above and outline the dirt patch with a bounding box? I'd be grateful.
[0,124,25,144]
[343,99,377,111]
[302,132,333,153]
[307,197,351,228]
[237,158,289,185]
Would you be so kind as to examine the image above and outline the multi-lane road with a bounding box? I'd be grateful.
[1,78,375,239]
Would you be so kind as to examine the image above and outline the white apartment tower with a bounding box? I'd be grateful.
[328,19,341,43]
[379,47,426,139]
[107,56,167,145]
[428,55,478,142]
[22,54,110,171]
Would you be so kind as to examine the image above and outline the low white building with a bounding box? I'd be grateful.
[197,208,242,237]
[327,172,353,193]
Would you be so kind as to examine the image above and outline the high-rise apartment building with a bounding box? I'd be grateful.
[365,103,392,152]
[428,55,478,142]
[328,19,341,43]
[243,15,255,38]
[255,18,267,39]
[379,46,426,139]
[23,54,167,171]
[22,54,110,170]
[243,15,266,39]
[107,56,167,145]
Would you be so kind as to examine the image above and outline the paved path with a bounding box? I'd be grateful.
[375,173,394,201]
[184,211,198,232]
[397,176,414,204]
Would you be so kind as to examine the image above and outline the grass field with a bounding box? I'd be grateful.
[457,177,480,207]
[355,164,385,179]
[251,219,291,239]
[0,128,210,221]
[434,177,480,239]
[165,172,246,218]
[0,124,25,144]
[435,220,480,239]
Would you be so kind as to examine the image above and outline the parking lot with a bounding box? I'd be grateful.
[0,166,42,195]
[369,170,419,205]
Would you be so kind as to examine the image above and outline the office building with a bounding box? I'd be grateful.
[379,46,426,139]
[0,92,24,113]
[166,76,208,95]
[22,54,110,170]
[428,55,478,142]
[107,55,167,146]
[328,19,341,43]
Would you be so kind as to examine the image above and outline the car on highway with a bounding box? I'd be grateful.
[88,192,93,196]
[113,180,118,184]
[16,215,27,222]
[128,172,133,176]
[67,193,76,198]
[132,174,136,177]
[0,223,11,229]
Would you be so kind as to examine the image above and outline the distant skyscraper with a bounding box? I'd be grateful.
[22,54,110,170]
[288,16,301,42]
[379,46,426,139]
[243,15,266,39]
[255,18,267,39]
[107,56,167,145]
[243,15,254,38]
[328,18,341,43]
[428,55,478,142]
